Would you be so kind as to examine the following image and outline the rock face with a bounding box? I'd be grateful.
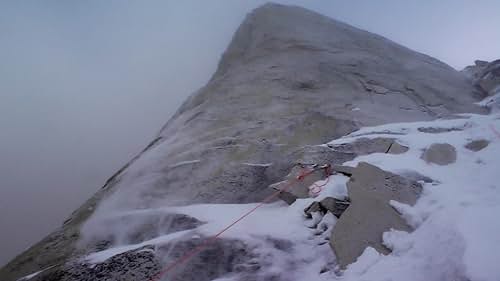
[463,59,500,95]
[0,3,486,281]
[421,143,457,165]
[331,162,422,268]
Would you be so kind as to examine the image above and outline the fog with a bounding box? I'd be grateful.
[0,0,498,266]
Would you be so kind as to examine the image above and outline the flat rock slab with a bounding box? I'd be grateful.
[331,162,422,268]
[421,143,457,165]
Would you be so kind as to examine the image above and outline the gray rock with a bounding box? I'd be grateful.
[331,165,356,176]
[331,162,422,268]
[328,137,408,155]
[270,164,331,200]
[387,141,409,154]
[276,189,299,205]
[475,60,489,67]
[398,170,435,184]
[420,143,457,165]
[319,197,350,218]
[29,246,161,281]
[291,145,357,167]
[464,139,489,151]
[80,213,203,249]
[304,197,350,218]
[156,238,256,281]
[304,201,322,217]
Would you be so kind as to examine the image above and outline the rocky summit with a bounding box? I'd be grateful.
[1,3,496,281]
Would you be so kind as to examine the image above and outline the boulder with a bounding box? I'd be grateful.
[330,162,422,268]
[270,164,331,203]
[387,141,409,154]
[420,143,457,165]
[417,126,464,133]
[304,197,350,219]
[464,139,489,152]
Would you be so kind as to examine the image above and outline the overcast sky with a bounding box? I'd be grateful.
[0,0,498,266]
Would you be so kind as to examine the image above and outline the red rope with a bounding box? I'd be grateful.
[151,165,331,281]
[308,166,332,196]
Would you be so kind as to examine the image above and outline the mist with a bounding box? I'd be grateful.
[0,0,498,266]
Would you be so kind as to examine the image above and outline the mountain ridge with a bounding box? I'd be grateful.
[0,3,492,281]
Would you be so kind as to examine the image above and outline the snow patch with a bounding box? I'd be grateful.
[168,159,201,169]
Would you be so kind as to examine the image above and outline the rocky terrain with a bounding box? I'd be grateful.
[1,3,498,281]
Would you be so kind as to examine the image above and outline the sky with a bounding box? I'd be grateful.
[0,0,498,267]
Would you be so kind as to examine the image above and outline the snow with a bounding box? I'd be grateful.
[168,159,201,168]
[80,105,500,281]
[17,266,54,281]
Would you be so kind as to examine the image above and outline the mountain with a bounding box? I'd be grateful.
[1,3,495,281]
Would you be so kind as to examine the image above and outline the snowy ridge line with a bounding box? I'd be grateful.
[150,165,331,281]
